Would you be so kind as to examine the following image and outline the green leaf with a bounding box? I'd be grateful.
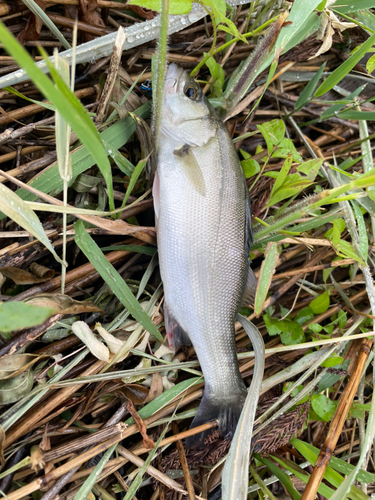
[73,443,117,500]
[295,63,325,109]
[338,310,347,329]
[311,394,336,422]
[321,354,344,368]
[0,22,115,211]
[5,85,54,110]
[127,0,192,15]
[74,220,162,341]
[366,53,375,74]
[255,243,278,315]
[0,183,64,265]
[297,159,322,181]
[0,302,55,338]
[280,321,305,346]
[120,158,147,209]
[308,322,322,333]
[241,157,260,178]
[272,155,293,194]
[314,31,375,97]
[272,137,303,161]
[310,291,330,314]
[295,307,315,325]
[352,201,368,262]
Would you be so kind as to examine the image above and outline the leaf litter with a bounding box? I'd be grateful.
[0,1,374,499]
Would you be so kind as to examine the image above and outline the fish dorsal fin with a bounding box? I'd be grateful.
[164,302,191,352]
[173,143,206,196]
[242,266,257,306]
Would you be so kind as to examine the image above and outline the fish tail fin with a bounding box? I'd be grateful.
[185,387,246,449]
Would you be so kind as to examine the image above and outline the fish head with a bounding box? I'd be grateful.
[161,64,218,147]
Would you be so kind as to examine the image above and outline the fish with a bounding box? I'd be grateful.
[154,63,257,449]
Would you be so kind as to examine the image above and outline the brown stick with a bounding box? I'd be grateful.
[172,421,196,500]
[300,337,373,500]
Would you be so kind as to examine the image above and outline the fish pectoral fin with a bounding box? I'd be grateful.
[173,144,206,196]
[164,302,191,352]
[242,266,257,306]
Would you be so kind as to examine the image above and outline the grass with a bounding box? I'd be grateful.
[0,1,374,499]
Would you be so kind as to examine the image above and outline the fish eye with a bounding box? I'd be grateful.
[185,86,199,100]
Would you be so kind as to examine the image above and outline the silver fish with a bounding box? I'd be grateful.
[154,64,256,448]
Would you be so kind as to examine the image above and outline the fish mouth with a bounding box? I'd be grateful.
[165,63,183,95]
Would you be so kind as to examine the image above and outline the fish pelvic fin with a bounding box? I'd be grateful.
[185,386,247,449]
[173,144,206,196]
[164,302,191,352]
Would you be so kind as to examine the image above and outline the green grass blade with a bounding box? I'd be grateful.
[0,21,115,211]
[21,0,71,49]
[0,183,63,264]
[295,62,325,110]
[121,158,147,209]
[314,32,375,98]
[254,242,278,315]
[74,220,162,341]
[125,377,201,425]
[222,315,265,500]
[73,443,117,500]
[256,454,301,500]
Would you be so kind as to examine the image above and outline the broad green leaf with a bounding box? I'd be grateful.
[0,23,115,211]
[297,159,322,181]
[255,243,278,315]
[241,158,260,178]
[334,0,375,14]
[295,307,315,325]
[314,31,375,97]
[295,63,325,109]
[0,183,63,265]
[321,354,344,368]
[0,302,55,338]
[74,220,162,341]
[310,291,330,314]
[280,321,305,346]
[311,393,336,422]
[338,310,347,329]
[127,0,192,14]
[272,137,303,161]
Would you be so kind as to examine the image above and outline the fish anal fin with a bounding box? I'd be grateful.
[173,144,206,196]
[242,266,257,306]
[164,302,191,352]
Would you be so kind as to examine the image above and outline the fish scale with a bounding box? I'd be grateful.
[155,64,255,448]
